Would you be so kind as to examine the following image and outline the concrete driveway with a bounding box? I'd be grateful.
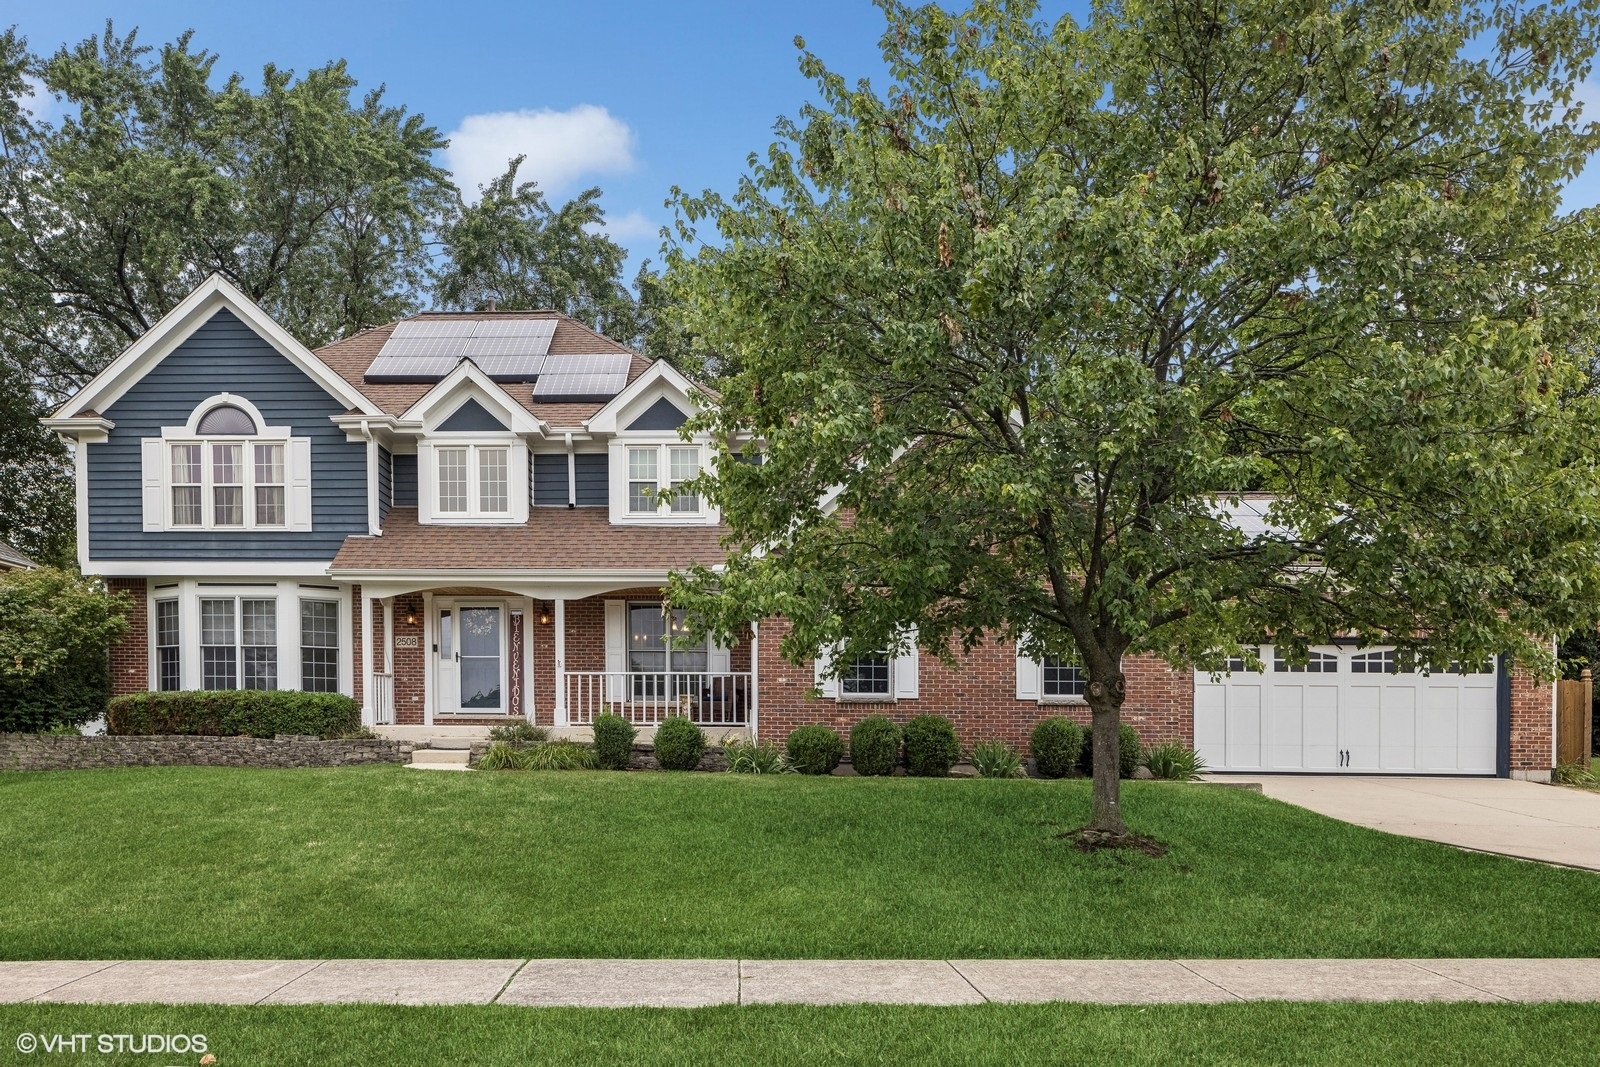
[1233,776,1600,871]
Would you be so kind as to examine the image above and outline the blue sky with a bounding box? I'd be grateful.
[11,0,1600,287]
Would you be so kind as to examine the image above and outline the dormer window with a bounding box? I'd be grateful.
[625,444,703,517]
[434,444,510,518]
[141,395,310,533]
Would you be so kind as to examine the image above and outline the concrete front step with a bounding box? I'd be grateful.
[408,749,472,771]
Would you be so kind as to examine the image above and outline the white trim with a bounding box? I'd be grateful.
[366,436,382,535]
[52,274,381,421]
[554,597,568,726]
[74,440,92,573]
[147,434,305,532]
[582,360,701,435]
[749,618,760,742]
[608,439,717,525]
[418,438,528,524]
[422,591,436,726]
[398,360,546,436]
[167,393,284,439]
[361,592,375,726]
[84,559,334,577]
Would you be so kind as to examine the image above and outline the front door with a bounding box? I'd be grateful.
[437,602,506,714]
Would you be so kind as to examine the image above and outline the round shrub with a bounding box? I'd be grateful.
[653,715,706,771]
[1078,721,1144,778]
[1030,717,1084,778]
[849,715,902,776]
[902,715,960,777]
[786,724,844,775]
[593,712,637,770]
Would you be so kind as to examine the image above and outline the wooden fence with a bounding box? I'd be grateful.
[1556,669,1594,767]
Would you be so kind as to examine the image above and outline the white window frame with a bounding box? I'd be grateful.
[609,438,714,524]
[814,632,919,701]
[198,593,280,691]
[417,437,528,524]
[1016,647,1088,705]
[146,579,353,694]
[145,395,308,532]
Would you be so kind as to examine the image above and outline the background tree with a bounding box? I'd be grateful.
[0,355,73,566]
[0,567,129,731]
[432,155,639,339]
[666,0,1600,835]
[0,22,452,560]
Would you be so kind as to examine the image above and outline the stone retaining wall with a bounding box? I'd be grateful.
[0,733,414,772]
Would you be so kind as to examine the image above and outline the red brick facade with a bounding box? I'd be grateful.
[106,578,148,697]
[102,576,1558,773]
[752,616,1191,751]
[1509,667,1555,773]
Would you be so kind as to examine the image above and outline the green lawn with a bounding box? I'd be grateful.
[3,1003,1600,1066]
[2,766,1598,960]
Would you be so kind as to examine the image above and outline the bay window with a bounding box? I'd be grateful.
[300,600,340,693]
[154,599,180,691]
[200,596,277,691]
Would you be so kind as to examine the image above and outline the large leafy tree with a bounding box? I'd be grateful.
[0,22,452,561]
[667,0,1600,834]
[433,156,639,339]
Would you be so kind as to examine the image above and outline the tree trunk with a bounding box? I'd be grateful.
[1087,675,1128,835]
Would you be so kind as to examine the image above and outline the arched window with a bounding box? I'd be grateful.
[195,403,259,436]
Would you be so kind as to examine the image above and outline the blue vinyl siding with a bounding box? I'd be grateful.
[532,452,608,506]
[533,454,568,506]
[392,454,418,507]
[625,396,689,431]
[378,447,393,523]
[438,397,508,432]
[88,308,369,561]
[575,453,608,506]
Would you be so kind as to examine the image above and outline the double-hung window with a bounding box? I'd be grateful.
[300,600,340,693]
[626,444,703,517]
[200,596,278,691]
[154,599,181,691]
[432,444,510,519]
[159,401,293,531]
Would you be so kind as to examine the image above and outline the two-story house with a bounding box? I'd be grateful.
[46,275,1560,780]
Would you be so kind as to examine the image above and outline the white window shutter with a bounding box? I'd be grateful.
[894,628,919,700]
[1015,647,1041,701]
[140,438,164,531]
[813,642,838,698]
[288,437,313,531]
[707,637,731,675]
[604,600,627,701]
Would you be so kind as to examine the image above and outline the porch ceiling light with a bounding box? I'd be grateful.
[405,611,417,626]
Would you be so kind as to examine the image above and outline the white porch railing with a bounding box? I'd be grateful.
[565,672,750,727]
[371,672,394,726]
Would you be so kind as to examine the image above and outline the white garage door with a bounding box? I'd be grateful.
[1194,645,1498,775]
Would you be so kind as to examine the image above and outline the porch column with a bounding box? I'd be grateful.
[554,598,567,727]
[382,598,394,674]
[750,618,760,742]
[361,592,375,727]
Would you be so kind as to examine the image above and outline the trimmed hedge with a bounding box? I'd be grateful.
[593,712,637,770]
[849,715,901,776]
[106,690,360,738]
[903,715,960,777]
[786,724,844,775]
[653,715,706,770]
[1030,717,1085,779]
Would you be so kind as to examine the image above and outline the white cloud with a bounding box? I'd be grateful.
[443,104,637,201]
[19,76,55,122]
[588,210,661,245]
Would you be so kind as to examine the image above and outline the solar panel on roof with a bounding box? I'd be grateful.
[532,354,633,401]
[365,318,560,382]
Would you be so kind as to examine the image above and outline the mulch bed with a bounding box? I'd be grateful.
[1058,827,1170,857]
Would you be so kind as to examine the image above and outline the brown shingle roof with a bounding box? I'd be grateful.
[0,540,36,570]
[314,311,654,428]
[330,508,729,573]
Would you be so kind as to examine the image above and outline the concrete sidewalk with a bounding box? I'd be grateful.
[5,959,1600,1007]
[1233,776,1600,871]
